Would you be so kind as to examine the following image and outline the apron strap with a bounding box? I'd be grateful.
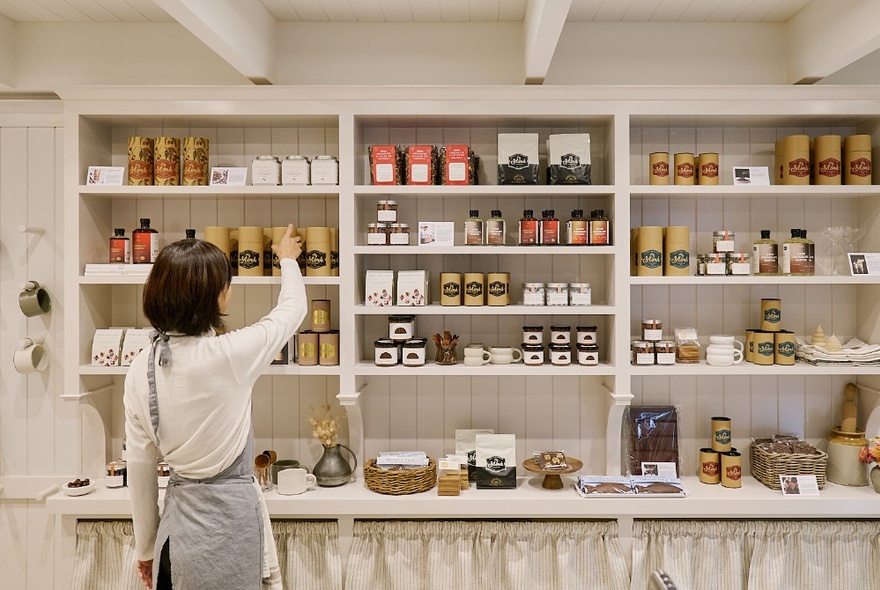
[147,329,172,441]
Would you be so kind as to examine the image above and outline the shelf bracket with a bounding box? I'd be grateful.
[337,388,364,477]
[602,384,633,475]
[60,383,115,403]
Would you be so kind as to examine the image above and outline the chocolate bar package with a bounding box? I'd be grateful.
[455,429,494,481]
[475,433,517,489]
[622,406,680,476]
[498,133,539,184]
[547,133,591,184]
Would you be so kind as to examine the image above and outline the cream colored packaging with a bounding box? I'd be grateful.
[673,153,695,185]
[649,152,669,185]
[663,226,690,276]
[813,135,842,185]
[844,134,872,185]
[698,152,719,185]
[365,270,394,307]
[637,226,664,276]
[237,226,264,277]
[396,270,429,306]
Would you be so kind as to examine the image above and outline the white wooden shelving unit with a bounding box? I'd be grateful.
[46,86,880,585]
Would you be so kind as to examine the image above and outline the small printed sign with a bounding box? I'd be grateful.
[848,253,880,276]
[87,166,125,185]
[417,221,455,246]
[209,166,248,186]
[733,166,770,186]
[779,474,820,496]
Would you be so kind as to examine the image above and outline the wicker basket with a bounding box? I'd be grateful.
[749,443,828,490]
[364,458,437,495]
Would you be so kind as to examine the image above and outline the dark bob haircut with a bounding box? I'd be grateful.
[143,239,232,335]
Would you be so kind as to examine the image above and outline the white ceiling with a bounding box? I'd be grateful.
[0,0,813,23]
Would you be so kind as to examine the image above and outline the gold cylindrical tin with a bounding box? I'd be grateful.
[774,330,796,366]
[153,136,180,186]
[330,227,339,276]
[310,299,331,333]
[711,416,732,452]
[720,451,743,488]
[319,330,339,366]
[779,135,810,185]
[296,227,308,272]
[297,331,318,366]
[127,136,154,186]
[271,226,292,276]
[844,134,872,185]
[440,272,462,306]
[237,226,264,277]
[630,228,639,276]
[698,152,719,185]
[774,139,783,183]
[760,298,782,332]
[649,152,670,185]
[305,226,331,277]
[262,227,273,276]
[699,447,721,484]
[463,272,485,306]
[813,135,841,185]
[182,137,209,186]
[752,330,776,366]
[637,225,664,276]
[229,228,239,274]
[486,272,509,306]
[673,152,695,185]
[204,226,230,261]
[745,329,757,363]
[663,225,690,276]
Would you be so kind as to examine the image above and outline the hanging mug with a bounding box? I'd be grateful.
[14,338,49,374]
[19,281,51,317]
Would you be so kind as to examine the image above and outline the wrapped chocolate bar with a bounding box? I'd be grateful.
[475,433,516,489]
[405,145,438,185]
[622,406,681,477]
[369,145,404,185]
[440,144,477,185]
[533,450,568,470]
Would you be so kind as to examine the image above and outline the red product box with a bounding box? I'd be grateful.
[443,144,471,186]
[406,145,435,185]
[370,145,400,185]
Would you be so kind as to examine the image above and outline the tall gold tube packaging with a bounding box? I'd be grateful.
[844,134,872,185]
[330,227,339,276]
[637,226,664,276]
[779,135,810,185]
[237,226,264,277]
[649,152,669,185]
[271,226,292,276]
[673,153,695,185]
[305,226,331,277]
[630,228,640,276]
[663,226,690,276]
[698,152,719,185]
[262,228,273,276]
[813,135,842,185]
[182,137,209,186]
[128,136,154,186]
[153,137,180,186]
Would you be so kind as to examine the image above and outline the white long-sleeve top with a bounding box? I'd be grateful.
[124,258,307,562]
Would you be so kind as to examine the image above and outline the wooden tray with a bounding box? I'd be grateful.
[522,457,584,489]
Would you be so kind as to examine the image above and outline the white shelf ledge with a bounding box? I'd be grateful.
[78,365,341,377]
[79,185,339,198]
[45,476,880,520]
[355,185,614,197]
[354,304,615,316]
[79,276,340,286]
[355,245,615,255]
[353,361,614,376]
[630,275,880,286]
[629,361,880,376]
[630,185,880,198]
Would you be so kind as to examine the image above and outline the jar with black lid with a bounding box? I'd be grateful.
[550,325,571,345]
[402,338,427,366]
[388,315,415,342]
[576,326,598,345]
[577,344,599,366]
[522,326,544,344]
[374,338,399,366]
[549,343,572,366]
[522,343,545,365]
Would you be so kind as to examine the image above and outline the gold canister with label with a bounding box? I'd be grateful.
[637,225,664,276]
[752,330,776,366]
[711,416,732,452]
[774,330,796,366]
[310,299,331,333]
[182,137,209,186]
[673,152,695,185]
[229,228,239,274]
[153,136,180,186]
[271,226,293,276]
[486,272,510,306]
[128,136,154,186]
[813,135,841,185]
[699,447,721,484]
[649,152,670,185]
[698,152,719,185]
[237,226,264,277]
[760,298,782,332]
[844,134,872,185]
[463,272,485,306]
[330,227,339,276]
[745,329,757,363]
[296,227,308,272]
[297,331,319,366]
[204,226,231,263]
[720,451,743,488]
[440,272,462,306]
[305,226,331,277]
[319,330,339,366]
[779,135,810,185]
[663,225,690,276]
[631,228,640,275]
[262,228,273,276]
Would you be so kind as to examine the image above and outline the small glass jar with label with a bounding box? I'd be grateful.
[655,341,676,365]
[106,460,127,488]
[546,283,569,306]
[632,340,655,365]
[576,326,598,346]
[374,338,399,366]
[704,253,727,276]
[388,223,410,245]
[366,223,389,245]
[377,200,398,223]
[550,325,571,345]
[727,252,751,276]
[549,343,572,366]
[577,344,599,366]
[522,326,544,345]
[522,343,545,365]
[522,283,546,306]
[713,230,735,253]
[388,315,415,342]
[402,338,427,366]
[568,283,591,306]
[641,319,663,341]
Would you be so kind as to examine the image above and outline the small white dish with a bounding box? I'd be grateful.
[62,480,96,497]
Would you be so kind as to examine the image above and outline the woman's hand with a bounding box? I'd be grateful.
[137,559,153,589]
[271,224,303,261]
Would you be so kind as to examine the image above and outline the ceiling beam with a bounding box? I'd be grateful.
[153,0,277,85]
[523,0,572,85]
[786,0,880,84]
[0,14,14,89]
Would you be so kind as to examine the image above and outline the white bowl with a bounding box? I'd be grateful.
[62,480,96,497]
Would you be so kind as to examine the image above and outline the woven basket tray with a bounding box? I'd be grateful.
[749,443,827,490]
[364,458,437,495]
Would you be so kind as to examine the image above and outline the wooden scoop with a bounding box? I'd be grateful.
[254,454,271,469]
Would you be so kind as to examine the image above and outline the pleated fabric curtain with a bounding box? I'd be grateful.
[71,520,342,590]
[345,520,630,590]
[631,520,880,590]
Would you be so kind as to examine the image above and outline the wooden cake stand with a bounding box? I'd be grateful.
[522,457,583,490]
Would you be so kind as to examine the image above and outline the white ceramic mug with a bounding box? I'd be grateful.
[463,344,492,366]
[277,467,317,495]
[708,335,744,352]
[13,338,49,374]
[705,344,744,366]
[489,346,523,365]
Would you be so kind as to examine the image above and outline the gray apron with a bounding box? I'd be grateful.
[148,332,265,590]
